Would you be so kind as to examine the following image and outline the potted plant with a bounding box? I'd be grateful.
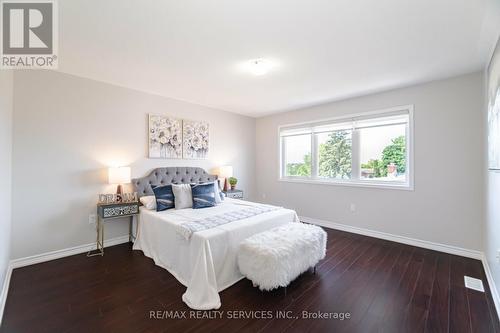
[228,177,238,190]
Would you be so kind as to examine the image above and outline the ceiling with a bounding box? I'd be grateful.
[58,0,500,117]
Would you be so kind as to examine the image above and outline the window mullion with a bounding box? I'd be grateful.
[351,128,360,181]
[311,133,318,178]
[405,121,410,183]
[281,137,286,177]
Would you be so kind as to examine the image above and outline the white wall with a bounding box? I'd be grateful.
[256,72,484,251]
[0,71,13,294]
[485,38,500,296]
[7,69,488,258]
[11,70,256,259]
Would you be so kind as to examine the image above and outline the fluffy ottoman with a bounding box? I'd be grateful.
[237,223,327,291]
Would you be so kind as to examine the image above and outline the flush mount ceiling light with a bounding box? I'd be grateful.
[244,58,275,76]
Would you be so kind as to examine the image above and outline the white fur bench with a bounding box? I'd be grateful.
[237,223,327,291]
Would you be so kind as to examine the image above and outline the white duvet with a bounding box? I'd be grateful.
[132,198,299,310]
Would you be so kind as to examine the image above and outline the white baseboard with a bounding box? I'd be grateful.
[0,264,13,326]
[9,235,130,269]
[0,235,130,324]
[300,216,483,260]
[482,256,500,320]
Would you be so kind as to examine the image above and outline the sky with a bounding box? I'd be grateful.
[359,124,405,163]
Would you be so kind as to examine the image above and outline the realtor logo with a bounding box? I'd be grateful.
[1,0,58,68]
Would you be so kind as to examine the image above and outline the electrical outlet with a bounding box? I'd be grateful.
[497,250,500,263]
[89,213,97,224]
[262,193,267,199]
[350,203,356,212]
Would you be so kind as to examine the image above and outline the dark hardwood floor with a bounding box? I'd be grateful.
[1,228,499,333]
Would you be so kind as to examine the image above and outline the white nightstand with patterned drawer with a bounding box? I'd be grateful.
[223,189,243,199]
[87,202,140,257]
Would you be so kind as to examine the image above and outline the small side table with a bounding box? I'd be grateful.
[223,189,243,199]
[87,202,140,257]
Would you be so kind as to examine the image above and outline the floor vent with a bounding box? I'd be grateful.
[464,276,485,292]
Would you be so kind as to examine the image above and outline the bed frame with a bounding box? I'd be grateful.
[131,167,218,198]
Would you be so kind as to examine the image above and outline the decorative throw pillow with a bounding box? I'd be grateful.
[216,180,225,202]
[191,183,217,209]
[204,180,224,204]
[139,195,157,210]
[152,185,174,211]
[172,184,193,209]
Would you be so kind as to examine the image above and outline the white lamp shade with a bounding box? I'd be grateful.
[108,167,131,184]
[219,166,233,178]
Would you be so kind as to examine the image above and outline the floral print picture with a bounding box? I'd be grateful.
[183,120,209,159]
[149,114,182,158]
[489,88,500,170]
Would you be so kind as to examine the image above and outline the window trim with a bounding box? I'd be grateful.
[278,105,414,191]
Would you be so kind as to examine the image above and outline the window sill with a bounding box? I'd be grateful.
[278,177,414,191]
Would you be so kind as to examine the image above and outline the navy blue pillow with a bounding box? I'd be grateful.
[152,184,175,211]
[191,183,216,209]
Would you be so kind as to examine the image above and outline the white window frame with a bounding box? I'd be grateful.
[278,105,414,190]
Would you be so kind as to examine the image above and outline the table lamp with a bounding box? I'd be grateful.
[108,167,131,200]
[219,165,233,192]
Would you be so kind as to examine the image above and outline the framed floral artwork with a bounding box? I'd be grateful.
[148,114,182,158]
[488,40,500,171]
[183,120,209,159]
[489,88,500,170]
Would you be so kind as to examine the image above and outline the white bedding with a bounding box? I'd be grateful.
[132,198,299,310]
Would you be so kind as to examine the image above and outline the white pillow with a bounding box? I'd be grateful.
[140,195,156,210]
[172,184,193,209]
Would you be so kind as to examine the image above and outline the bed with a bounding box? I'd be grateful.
[131,167,299,310]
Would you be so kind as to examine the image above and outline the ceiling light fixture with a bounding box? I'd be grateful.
[246,58,274,76]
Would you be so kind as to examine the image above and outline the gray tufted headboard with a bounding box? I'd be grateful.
[132,167,218,198]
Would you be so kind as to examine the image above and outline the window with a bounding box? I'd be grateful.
[282,132,311,177]
[279,106,413,189]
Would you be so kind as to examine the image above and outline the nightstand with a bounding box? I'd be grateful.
[87,201,140,257]
[223,189,243,199]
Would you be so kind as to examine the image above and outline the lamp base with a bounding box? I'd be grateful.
[116,184,123,202]
[223,178,229,192]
